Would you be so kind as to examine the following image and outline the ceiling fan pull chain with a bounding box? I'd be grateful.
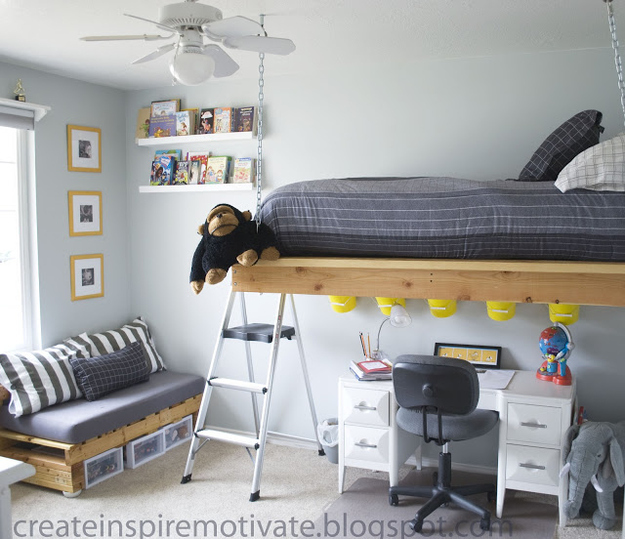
[255,21,266,228]
[605,0,625,129]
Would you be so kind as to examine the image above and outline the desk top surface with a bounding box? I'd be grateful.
[0,456,35,487]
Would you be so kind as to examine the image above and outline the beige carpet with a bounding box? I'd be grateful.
[9,440,623,538]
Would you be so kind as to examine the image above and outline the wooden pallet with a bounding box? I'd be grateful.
[0,394,201,495]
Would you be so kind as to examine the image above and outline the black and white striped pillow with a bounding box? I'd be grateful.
[84,317,165,373]
[0,344,83,417]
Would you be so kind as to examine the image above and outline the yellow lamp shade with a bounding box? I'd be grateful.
[427,299,457,318]
[375,297,405,316]
[486,301,516,321]
[328,296,357,313]
[549,304,579,325]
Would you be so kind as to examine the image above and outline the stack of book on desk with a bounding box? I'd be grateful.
[349,359,393,381]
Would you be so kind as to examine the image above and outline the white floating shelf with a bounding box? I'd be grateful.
[139,183,254,194]
[0,97,50,122]
[136,131,255,146]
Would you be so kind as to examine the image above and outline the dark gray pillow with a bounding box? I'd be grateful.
[70,341,150,401]
[518,110,604,182]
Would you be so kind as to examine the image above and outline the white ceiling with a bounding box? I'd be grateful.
[0,0,620,91]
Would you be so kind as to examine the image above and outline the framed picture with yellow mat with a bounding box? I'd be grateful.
[434,342,501,369]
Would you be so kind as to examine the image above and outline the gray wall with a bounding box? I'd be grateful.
[0,62,131,346]
[126,48,625,468]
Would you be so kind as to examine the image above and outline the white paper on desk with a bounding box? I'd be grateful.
[478,369,515,390]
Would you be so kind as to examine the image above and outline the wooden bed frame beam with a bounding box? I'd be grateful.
[232,258,625,307]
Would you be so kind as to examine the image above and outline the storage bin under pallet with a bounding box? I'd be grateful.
[0,394,201,495]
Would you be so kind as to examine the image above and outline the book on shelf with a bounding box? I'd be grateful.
[150,99,181,118]
[175,110,195,136]
[205,156,232,184]
[182,108,199,134]
[234,106,255,132]
[187,151,210,184]
[213,107,233,134]
[189,160,202,185]
[232,157,254,183]
[135,107,151,139]
[349,359,393,381]
[150,155,176,186]
[172,161,190,185]
[154,149,182,161]
[148,114,176,138]
[198,108,214,134]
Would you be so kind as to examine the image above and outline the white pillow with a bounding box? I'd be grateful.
[555,132,625,192]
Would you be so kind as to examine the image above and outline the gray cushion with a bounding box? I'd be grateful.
[518,110,604,182]
[396,407,499,442]
[0,371,204,444]
[70,342,150,401]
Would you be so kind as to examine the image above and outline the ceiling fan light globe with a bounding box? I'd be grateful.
[170,51,215,86]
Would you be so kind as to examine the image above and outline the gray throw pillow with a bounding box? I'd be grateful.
[518,110,604,182]
[70,341,150,401]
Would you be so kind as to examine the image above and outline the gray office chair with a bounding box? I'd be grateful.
[389,354,499,533]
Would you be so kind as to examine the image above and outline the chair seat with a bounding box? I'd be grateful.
[396,407,499,442]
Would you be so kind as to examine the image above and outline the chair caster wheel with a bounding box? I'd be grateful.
[389,493,399,506]
[410,519,423,532]
[480,517,491,531]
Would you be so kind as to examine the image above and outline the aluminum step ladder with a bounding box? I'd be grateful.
[181,290,324,501]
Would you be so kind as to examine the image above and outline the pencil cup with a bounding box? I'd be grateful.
[328,296,356,313]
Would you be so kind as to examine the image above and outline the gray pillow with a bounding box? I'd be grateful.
[70,342,150,401]
[518,110,604,182]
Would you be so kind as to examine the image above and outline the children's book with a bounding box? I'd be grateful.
[189,160,202,185]
[175,111,195,136]
[173,161,190,185]
[198,108,214,134]
[213,107,233,134]
[187,152,210,184]
[150,99,181,118]
[234,106,255,132]
[150,155,175,186]
[154,149,182,161]
[232,157,254,183]
[205,156,231,184]
[148,114,176,137]
[135,107,151,139]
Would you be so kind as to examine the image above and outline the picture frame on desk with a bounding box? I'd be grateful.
[434,342,501,369]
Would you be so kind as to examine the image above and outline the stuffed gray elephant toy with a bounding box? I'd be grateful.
[561,421,625,530]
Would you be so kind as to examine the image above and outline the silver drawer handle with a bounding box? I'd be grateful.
[520,463,546,470]
[520,422,547,429]
[354,404,377,411]
[355,442,378,449]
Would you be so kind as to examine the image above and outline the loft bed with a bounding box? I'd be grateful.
[230,176,625,307]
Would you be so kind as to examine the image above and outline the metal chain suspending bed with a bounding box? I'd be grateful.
[605,0,625,128]
[255,15,266,228]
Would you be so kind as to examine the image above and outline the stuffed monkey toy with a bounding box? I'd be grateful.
[190,203,280,293]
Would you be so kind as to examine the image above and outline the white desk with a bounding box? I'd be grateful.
[338,371,576,524]
[0,456,35,539]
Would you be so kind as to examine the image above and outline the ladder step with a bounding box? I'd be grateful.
[209,377,267,394]
[222,323,295,343]
[196,429,260,449]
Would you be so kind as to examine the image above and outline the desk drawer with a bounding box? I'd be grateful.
[505,444,560,487]
[342,387,389,427]
[507,403,562,445]
[344,425,389,464]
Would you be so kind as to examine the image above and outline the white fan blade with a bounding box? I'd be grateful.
[132,43,176,65]
[223,35,295,55]
[203,16,263,39]
[203,45,239,77]
[124,13,179,34]
[81,34,171,42]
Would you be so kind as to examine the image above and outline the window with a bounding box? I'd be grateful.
[0,126,36,351]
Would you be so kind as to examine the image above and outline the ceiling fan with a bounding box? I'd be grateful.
[81,0,296,86]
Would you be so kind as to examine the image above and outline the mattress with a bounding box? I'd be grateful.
[258,177,625,261]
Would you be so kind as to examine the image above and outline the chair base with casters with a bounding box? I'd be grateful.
[388,354,500,534]
[389,443,495,532]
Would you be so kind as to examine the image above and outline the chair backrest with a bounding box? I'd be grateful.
[393,354,479,416]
